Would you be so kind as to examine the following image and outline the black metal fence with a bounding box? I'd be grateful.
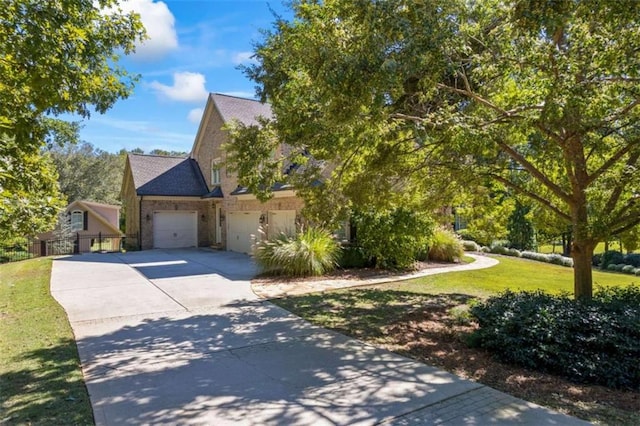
[0,233,139,264]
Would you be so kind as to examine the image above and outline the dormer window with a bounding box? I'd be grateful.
[70,210,84,231]
[211,158,221,185]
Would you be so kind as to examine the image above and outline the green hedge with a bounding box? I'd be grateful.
[469,286,640,390]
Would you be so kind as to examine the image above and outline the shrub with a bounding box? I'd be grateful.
[429,227,464,262]
[601,250,624,269]
[462,240,480,252]
[480,246,491,253]
[521,251,549,262]
[507,248,522,257]
[636,268,640,276]
[623,253,640,267]
[592,253,602,267]
[469,287,640,390]
[338,244,372,268]
[548,253,574,267]
[352,208,434,269]
[254,227,339,276]
[489,243,509,255]
[456,229,477,242]
[622,265,636,274]
[520,251,573,267]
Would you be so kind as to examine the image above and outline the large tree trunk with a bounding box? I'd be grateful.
[571,200,595,299]
[571,240,595,299]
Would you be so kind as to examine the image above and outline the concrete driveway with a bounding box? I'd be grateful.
[51,249,588,425]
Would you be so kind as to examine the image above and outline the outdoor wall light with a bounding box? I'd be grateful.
[201,214,207,221]
[146,214,151,222]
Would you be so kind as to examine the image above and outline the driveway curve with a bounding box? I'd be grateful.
[51,249,587,425]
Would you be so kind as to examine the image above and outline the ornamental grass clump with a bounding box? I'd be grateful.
[254,227,339,277]
[428,227,464,262]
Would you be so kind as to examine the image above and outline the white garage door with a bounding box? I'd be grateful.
[153,211,197,249]
[268,210,296,238]
[227,211,261,254]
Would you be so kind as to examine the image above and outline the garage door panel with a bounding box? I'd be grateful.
[153,211,197,249]
[268,210,296,237]
[227,211,260,254]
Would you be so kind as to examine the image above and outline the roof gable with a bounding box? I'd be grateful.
[66,200,121,234]
[210,93,273,126]
[128,154,208,197]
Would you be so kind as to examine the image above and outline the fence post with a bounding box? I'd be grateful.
[74,233,80,254]
[98,232,102,251]
[138,231,141,251]
[40,240,46,257]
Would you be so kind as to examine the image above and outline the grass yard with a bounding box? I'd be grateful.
[272,256,639,425]
[537,240,635,254]
[387,255,638,297]
[0,258,93,425]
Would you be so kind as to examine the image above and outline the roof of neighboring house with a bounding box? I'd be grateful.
[210,93,273,126]
[77,200,120,211]
[128,154,209,197]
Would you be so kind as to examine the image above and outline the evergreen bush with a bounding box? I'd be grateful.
[351,208,433,269]
[337,244,372,268]
[601,250,624,269]
[469,287,640,390]
[623,253,640,267]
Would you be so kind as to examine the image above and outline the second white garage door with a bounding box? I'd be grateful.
[268,210,296,237]
[227,211,261,254]
[153,211,197,249]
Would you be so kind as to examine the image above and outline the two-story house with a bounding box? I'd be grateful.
[121,93,304,253]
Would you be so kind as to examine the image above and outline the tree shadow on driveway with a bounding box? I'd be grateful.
[74,301,477,425]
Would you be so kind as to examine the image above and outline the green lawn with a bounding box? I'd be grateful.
[386,255,638,298]
[273,256,639,333]
[0,258,93,425]
[538,241,635,254]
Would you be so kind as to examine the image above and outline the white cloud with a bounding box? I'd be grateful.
[150,72,209,102]
[120,0,178,61]
[232,51,256,65]
[187,108,204,124]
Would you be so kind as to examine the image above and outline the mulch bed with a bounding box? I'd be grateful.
[377,305,639,425]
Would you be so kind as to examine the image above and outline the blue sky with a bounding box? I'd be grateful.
[78,0,291,154]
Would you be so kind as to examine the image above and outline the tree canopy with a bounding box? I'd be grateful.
[0,0,144,239]
[46,140,126,206]
[227,0,640,298]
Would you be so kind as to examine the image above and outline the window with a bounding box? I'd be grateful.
[70,210,84,231]
[211,159,221,185]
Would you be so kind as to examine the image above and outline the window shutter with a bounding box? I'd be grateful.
[83,211,88,230]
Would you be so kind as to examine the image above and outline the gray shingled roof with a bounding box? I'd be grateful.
[211,93,273,126]
[128,154,208,197]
